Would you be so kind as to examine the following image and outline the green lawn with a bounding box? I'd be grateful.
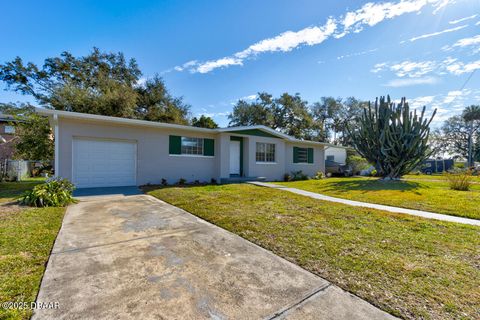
[0,178,46,204]
[0,178,65,320]
[146,184,480,320]
[275,177,480,220]
[403,174,480,182]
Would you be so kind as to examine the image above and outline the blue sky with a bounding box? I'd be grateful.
[1,0,479,127]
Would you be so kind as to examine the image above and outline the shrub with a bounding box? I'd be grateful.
[210,178,217,185]
[291,170,308,181]
[178,178,186,185]
[283,173,292,182]
[346,155,370,175]
[454,162,465,169]
[161,178,168,186]
[313,171,325,180]
[445,170,472,191]
[19,177,76,207]
[370,169,378,177]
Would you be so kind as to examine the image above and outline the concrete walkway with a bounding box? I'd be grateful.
[249,182,480,227]
[34,193,396,319]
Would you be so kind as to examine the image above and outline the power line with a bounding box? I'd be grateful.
[445,69,477,110]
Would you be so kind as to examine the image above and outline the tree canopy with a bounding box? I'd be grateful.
[0,48,190,124]
[191,115,218,129]
[228,92,367,142]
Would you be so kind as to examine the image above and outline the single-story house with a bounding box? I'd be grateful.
[0,114,18,162]
[324,145,347,165]
[37,108,338,188]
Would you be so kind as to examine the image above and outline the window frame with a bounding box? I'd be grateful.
[180,136,204,156]
[256,142,276,164]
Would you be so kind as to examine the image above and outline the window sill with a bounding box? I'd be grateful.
[256,162,277,165]
[292,162,315,165]
[169,154,214,158]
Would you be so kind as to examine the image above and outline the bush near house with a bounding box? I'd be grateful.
[346,155,370,175]
[19,177,75,207]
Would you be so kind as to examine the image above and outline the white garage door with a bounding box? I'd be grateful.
[73,138,137,188]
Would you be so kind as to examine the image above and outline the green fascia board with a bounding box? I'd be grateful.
[225,129,280,139]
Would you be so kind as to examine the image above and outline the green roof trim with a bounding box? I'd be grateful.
[225,129,280,139]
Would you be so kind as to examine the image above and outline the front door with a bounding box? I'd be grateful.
[229,140,241,175]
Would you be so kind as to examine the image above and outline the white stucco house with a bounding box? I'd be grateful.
[37,109,337,188]
[324,145,347,164]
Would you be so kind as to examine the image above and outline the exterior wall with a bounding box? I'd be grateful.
[55,117,329,186]
[285,142,325,177]
[0,122,16,161]
[57,118,218,185]
[245,136,286,181]
[324,146,347,164]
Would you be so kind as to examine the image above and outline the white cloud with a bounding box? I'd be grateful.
[241,94,257,101]
[195,57,243,74]
[402,24,468,43]
[445,60,480,75]
[174,0,455,73]
[449,14,478,24]
[407,88,479,126]
[384,76,439,87]
[390,61,437,77]
[373,57,480,78]
[336,48,378,60]
[442,34,480,53]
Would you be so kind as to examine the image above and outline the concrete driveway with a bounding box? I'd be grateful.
[34,192,396,320]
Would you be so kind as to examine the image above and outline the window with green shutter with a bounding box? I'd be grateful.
[170,135,215,157]
[203,138,214,156]
[307,147,314,163]
[293,147,313,163]
[169,135,181,154]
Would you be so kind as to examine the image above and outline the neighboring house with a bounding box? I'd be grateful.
[324,145,347,164]
[37,109,338,188]
[0,114,18,162]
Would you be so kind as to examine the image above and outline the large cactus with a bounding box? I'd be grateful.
[350,96,436,179]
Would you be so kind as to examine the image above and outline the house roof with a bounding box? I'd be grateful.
[36,108,343,148]
[0,114,17,122]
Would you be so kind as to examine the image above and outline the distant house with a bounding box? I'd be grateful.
[37,109,343,188]
[324,145,347,165]
[0,114,18,162]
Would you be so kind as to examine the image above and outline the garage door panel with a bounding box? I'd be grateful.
[73,138,137,188]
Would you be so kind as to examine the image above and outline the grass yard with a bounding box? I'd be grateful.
[0,178,46,204]
[146,184,480,320]
[0,179,65,320]
[275,177,480,220]
[403,174,480,183]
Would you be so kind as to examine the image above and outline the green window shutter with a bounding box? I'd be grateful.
[293,147,299,163]
[203,138,215,156]
[307,148,314,164]
[169,135,181,154]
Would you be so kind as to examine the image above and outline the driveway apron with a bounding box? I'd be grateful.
[33,194,396,320]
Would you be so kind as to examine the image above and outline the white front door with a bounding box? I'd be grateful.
[229,140,241,175]
[72,138,137,188]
